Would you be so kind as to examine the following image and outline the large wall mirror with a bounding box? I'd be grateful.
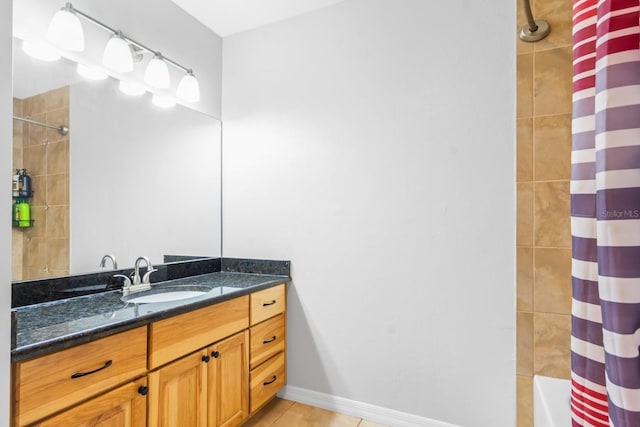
[11,1,222,282]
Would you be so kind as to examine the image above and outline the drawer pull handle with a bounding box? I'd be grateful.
[263,300,277,307]
[138,386,149,396]
[202,355,211,363]
[263,375,277,386]
[71,360,113,379]
[263,336,277,344]
[211,351,220,359]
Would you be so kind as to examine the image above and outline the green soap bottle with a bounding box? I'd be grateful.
[12,199,20,227]
[18,199,31,228]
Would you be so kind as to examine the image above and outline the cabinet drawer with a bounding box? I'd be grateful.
[250,314,285,369]
[34,377,147,427]
[250,284,285,325]
[250,352,285,413]
[14,326,147,427]
[149,296,249,369]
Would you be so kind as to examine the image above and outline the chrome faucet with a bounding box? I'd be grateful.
[99,254,118,270]
[121,256,157,296]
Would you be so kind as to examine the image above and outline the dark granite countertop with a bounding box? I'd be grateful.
[12,271,289,362]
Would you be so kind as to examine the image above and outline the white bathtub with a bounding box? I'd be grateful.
[534,375,571,427]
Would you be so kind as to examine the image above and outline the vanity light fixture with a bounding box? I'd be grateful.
[46,2,201,102]
[47,3,84,51]
[21,40,61,62]
[119,80,146,96]
[144,53,170,89]
[102,31,133,72]
[77,63,108,81]
[176,70,200,102]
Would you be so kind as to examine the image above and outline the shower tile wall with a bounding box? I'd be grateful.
[516,0,573,426]
[12,87,70,280]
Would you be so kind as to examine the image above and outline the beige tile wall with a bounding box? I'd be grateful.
[516,0,573,426]
[12,86,70,280]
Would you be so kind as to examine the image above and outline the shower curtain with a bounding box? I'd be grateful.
[571,0,640,426]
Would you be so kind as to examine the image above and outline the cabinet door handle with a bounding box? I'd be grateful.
[202,355,211,363]
[263,336,277,344]
[211,351,220,359]
[71,360,113,379]
[263,300,277,307]
[138,386,149,396]
[263,375,277,386]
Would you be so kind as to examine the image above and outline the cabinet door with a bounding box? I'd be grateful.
[148,350,209,427]
[35,378,147,427]
[207,331,249,427]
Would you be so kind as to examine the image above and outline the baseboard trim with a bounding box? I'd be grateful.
[277,385,459,427]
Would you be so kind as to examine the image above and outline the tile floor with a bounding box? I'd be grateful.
[244,398,388,427]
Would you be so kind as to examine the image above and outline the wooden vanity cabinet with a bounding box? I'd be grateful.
[12,285,287,427]
[148,331,249,427]
[248,284,286,414]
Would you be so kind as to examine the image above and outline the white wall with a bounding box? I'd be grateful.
[222,1,516,426]
[1,1,12,424]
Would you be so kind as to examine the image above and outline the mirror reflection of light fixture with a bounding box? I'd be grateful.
[177,70,200,103]
[103,31,133,72]
[152,94,176,109]
[21,40,61,62]
[144,54,170,89]
[47,3,84,51]
[119,80,146,96]
[77,63,108,81]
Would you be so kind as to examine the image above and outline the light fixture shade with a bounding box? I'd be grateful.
[144,54,170,89]
[22,40,61,62]
[47,5,84,51]
[119,80,145,96]
[152,94,176,109]
[176,71,200,102]
[103,33,133,72]
[77,63,108,80]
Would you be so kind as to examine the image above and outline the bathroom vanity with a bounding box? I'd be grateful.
[10,258,289,427]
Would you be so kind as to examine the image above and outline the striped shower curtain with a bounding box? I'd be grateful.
[571,0,640,426]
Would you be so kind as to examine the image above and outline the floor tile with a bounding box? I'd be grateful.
[358,420,389,427]
[244,398,294,426]
[270,402,361,427]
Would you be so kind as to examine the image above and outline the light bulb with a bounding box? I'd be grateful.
[22,40,61,62]
[77,63,108,81]
[144,54,170,89]
[103,32,133,72]
[119,80,145,96]
[152,94,176,109]
[176,71,200,102]
[47,3,84,51]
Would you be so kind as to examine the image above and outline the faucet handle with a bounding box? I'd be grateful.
[113,274,132,289]
[142,268,158,285]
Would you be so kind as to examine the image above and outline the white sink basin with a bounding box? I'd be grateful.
[121,285,241,304]
[124,290,208,304]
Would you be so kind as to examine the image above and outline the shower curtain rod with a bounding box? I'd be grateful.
[12,115,69,136]
[519,0,550,42]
